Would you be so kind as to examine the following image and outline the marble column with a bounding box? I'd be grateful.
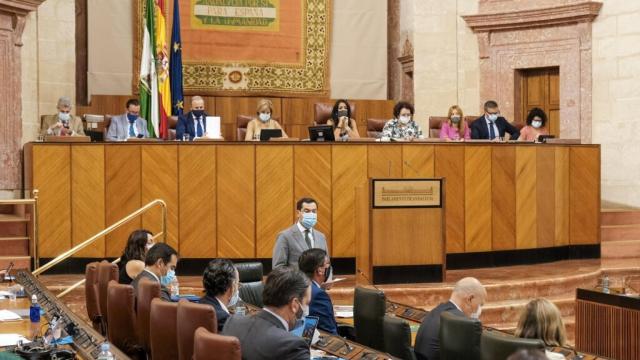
[0,0,45,190]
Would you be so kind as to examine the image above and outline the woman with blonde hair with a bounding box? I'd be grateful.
[515,298,567,360]
[439,105,470,141]
[245,99,288,141]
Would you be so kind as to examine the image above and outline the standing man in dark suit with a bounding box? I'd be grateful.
[176,95,208,141]
[470,100,520,140]
[222,267,312,360]
[298,248,338,335]
[272,197,329,269]
[200,259,239,332]
[414,277,487,360]
[131,243,179,302]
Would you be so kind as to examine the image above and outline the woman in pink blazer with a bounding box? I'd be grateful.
[440,105,470,141]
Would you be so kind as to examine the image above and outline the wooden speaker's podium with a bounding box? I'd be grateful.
[355,178,446,285]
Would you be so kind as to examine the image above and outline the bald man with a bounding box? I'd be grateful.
[414,277,487,360]
[176,96,209,141]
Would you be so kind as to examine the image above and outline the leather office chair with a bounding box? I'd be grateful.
[429,116,448,138]
[97,260,118,331]
[84,262,103,334]
[236,262,264,308]
[367,118,387,138]
[136,278,161,354]
[313,102,357,125]
[354,287,386,352]
[382,315,416,360]
[102,115,113,140]
[177,300,218,360]
[193,327,242,360]
[150,298,179,360]
[480,330,545,360]
[107,281,142,357]
[236,115,252,140]
[168,115,178,140]
[439,312,482,360]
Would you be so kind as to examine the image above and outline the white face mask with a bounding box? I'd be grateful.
[531,120,543,129]
[259,113,271,122]
[59,112,70,122]
[487,114,498,122]
[399,115,411,125]
[470,304,482,319]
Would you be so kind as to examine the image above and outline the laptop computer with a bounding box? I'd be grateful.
[291,315,319,346]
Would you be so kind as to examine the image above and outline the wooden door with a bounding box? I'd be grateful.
[519,67,560,136]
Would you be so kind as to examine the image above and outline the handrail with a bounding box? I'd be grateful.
[56,232,164,298]
[32,199,167,277]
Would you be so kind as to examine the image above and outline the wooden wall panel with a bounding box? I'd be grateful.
[492,146,516,250]
[332,145,368,257]
[515,147,537,249]
[372,209,442,265]
[217,145,256,258]
[141,145,179,250]
[105,145,141,257]
[464,146,492,252]
[435,146,465,253]
[536,147,555,248]
[281,97,328,139]
[368,145,402,178]
[178,145,216,258]
[356,100,395,136]
[294,145,332,252]
[402,145,435,178]
[256,145,294,258]
[33,146,71,258]
[71,145,105,257]
[554,147,570,246]
[570,147,600,245]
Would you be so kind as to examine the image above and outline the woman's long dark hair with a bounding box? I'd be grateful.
[331,99,352,124]
[123,229,153,261]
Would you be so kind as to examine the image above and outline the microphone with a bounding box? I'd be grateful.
[4,262,14,282]
[338,338,354,355]
[403,160,421,176]
[356,269,397,311]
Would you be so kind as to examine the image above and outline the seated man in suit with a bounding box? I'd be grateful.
[298,248,338,335]
[106,98,149,141]
[273,197,329,269]
[131,242,179,302]
[414,277,487,360]
[40,96,85,137]
[199,258,239,332]
[176,95,209,141]
[222,266,312,360]
[470,100,520,140]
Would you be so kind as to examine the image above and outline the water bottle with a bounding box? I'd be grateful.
[170,277,180,297]
[97,342,115,360]
[602,274,610,294]
[29,295,40,323]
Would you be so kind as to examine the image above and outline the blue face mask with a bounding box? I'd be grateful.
[127,113,138,123]
[161,269,176,286]
[301,212,317,229]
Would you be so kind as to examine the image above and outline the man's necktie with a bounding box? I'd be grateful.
[304,230,312,249]
[196,119,204,137]
[128,123,136,137]
[488,121,496,140]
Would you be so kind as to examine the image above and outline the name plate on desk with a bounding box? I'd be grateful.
[372,179,442,208]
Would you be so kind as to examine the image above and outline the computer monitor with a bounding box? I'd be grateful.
[308,125,335,142]
[259,129,283,141]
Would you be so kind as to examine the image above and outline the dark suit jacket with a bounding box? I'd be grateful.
[222,309,310,360]
[414,301,465,360]
[470,116,520,140]
[310,281,338,335]
[176,111,208,140]
[199,294,229,333]
[131,269,171,302]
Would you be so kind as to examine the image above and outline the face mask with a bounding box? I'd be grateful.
[301,212,317,229]
[399,115,411,125]
[531,120,543,129]
[451,115,461,124]
[487,114,498,122]
[323,266,331,283]
[229,285,240,307]
[161,269,175,286]
[192,110,205,118]
[127,113,138,122]
[291,299,307,330]
[470,304,482,319]
[259,113,271,122]
[337,110,348,118]
[58,112,70,122]
[145,242,154,251]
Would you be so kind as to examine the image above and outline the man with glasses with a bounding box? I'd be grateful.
[470,100,520,140]
[131,243,179,301]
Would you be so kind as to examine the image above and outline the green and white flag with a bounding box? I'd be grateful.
[139,0,159,137]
